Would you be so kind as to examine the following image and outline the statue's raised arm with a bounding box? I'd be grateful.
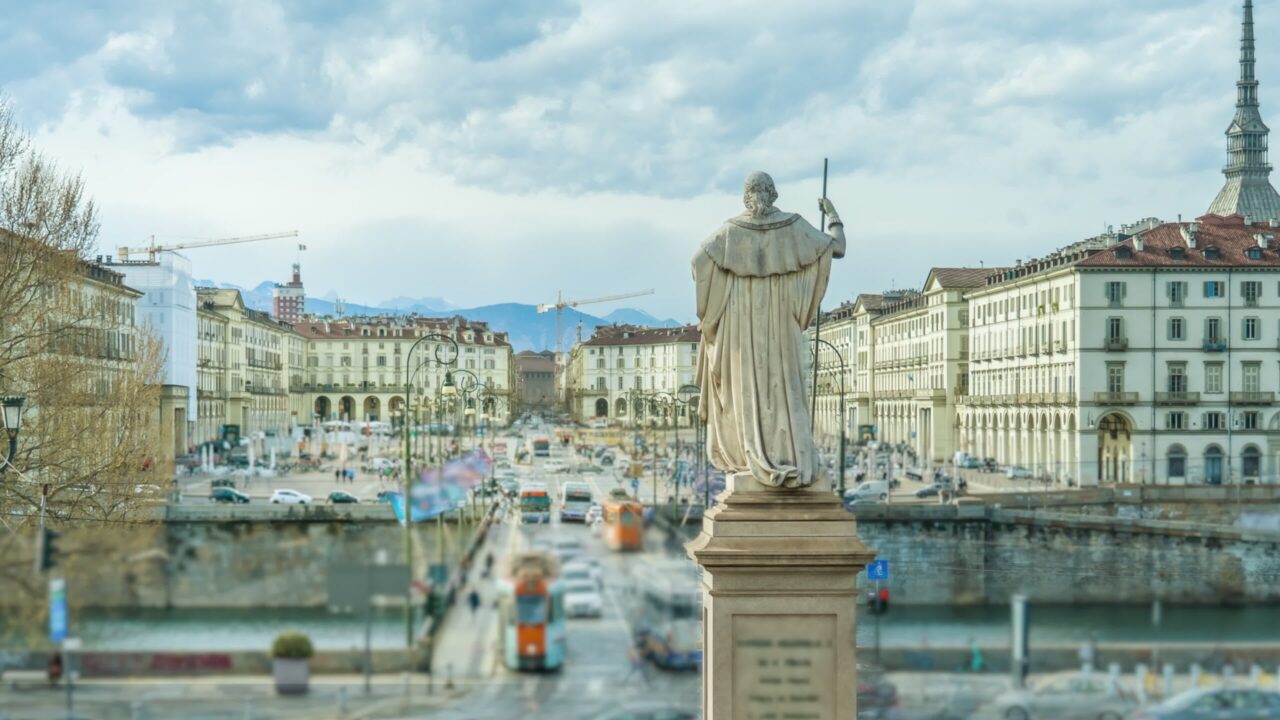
[692,171,845,490]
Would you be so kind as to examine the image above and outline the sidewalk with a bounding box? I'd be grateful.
[428,521,506,683]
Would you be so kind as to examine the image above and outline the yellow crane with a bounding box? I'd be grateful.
[537,288,655,358]
[117,230,299,262]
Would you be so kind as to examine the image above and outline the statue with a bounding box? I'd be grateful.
[693,171,846,489]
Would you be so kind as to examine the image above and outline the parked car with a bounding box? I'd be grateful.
[327,491,359,504]
[564,579,603,618]
[270,489,312,505]
[914,482,947,499]
[1131,687,1280,719]
[210,487,250,504]
[993,674,1134,720]
[846,480,890,503]
[1006,465,1034,480]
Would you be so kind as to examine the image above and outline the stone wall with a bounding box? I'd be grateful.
[849,505,1280,606]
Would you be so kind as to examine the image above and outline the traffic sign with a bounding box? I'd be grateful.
[631,478,639,490]
[867,559,890,582]
[49,578,67,643]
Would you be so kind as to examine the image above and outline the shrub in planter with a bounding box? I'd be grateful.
[271,631,314,695]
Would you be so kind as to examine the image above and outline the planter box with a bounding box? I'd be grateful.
[272,658,309,695]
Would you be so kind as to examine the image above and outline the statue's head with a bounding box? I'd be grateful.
[743,171,778,218]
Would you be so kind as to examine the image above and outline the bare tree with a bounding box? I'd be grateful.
[0,97,168,639]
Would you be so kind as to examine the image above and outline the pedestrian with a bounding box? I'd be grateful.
[468,588,481,615]
[334,468,341,483]
[47,653,63,685]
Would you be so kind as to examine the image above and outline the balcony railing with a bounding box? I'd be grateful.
[1230,391,1275,405]
[1104,337,1128,351]
[1155,391,1200,405]
[1051,392,1076,404]
[1202,338,1228,352]
[1093,391,1139,405]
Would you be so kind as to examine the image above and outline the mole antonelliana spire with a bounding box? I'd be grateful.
[1207,0,1280,220]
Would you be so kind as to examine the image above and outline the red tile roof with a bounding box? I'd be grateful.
[1076,214,1280,269]
[582,323,700,347]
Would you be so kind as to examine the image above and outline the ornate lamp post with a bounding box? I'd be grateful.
[1,395,24,477]
[400,333,457,674]
[812,338,849,495]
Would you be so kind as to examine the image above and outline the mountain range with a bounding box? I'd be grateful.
[193,279,683,351]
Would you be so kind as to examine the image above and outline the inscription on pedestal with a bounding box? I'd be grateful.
[731,614,835,720]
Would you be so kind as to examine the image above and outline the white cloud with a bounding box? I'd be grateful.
[0,0,1267,321]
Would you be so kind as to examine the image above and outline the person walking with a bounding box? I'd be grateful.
[468,588,481,616]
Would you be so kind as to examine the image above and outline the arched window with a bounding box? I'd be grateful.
[1166,445,1186,479]
[1242,445,1261,479]
[1205,445,1224,485]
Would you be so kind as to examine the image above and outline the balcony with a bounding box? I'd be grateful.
[1051,392,1076,404]
[1054,341,1067,354]
[1230,391,1275,405]
[1202,338,1228,352]
[1093,391,1139,405]
[1155,391,1201,405]
[1104,337,1128,352]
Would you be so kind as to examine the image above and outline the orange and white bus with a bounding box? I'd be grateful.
[497,553,566,671]
[601,493,645,552]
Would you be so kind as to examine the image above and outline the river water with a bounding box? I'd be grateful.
[49,603,1279,651]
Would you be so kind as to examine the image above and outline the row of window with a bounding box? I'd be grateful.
[1106,280,1271,306]
[1106,360,1264,394]
[1107,316,1273,343]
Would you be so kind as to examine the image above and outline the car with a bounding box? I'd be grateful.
[914,483,947,499]
[856,674,898,716]
[574,464,604,474]
[1006,465,1034,479]
[1131,687,1280,719]
[564,579,603,618]
[584,503,603,524]
[846,480,890,503]
[210,487,250,504]
[563,560,604,588]
[590,420,608,429]
[600,454,615,466]
[993,674,1135,720]
[270,489,312,505]
[498,479,520,497]
[327,491,359,504]
[553,537,585,563]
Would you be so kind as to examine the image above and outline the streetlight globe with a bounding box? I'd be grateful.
[2,396,23,437]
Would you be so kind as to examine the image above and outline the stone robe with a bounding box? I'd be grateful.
[693,207,844,489]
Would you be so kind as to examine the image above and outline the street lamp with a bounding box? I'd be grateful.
[811,338,848,495]
[399,333,458,682]
[1,395,24,477]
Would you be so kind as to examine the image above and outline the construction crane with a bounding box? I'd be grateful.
[117,231,299,262]
[537,288,655,358]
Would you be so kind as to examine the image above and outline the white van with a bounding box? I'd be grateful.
[846,480,890,503]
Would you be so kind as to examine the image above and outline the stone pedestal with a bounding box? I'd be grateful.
[687,475,874,720]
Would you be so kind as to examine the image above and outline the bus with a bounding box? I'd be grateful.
[530,437,551,458]
[559,481,593,523]
[519,482,552,524]
[601,492,644,552]
[497,553,566,671]
[632,558,702,670]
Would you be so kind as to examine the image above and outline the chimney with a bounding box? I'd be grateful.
[1133,236,1144,252]
[1244,215,1252,226]
[1259,233,1274,248]
[1181,223,1198,248]
[1270,219,1279,228]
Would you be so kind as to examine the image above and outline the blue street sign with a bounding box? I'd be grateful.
[867,559,890,582]
[631,478,639,490]
[49,578,67,643]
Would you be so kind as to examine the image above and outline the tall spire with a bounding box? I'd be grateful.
[1207,0,1280,221]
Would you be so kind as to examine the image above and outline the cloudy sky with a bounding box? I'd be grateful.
[0,0,1264,321]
